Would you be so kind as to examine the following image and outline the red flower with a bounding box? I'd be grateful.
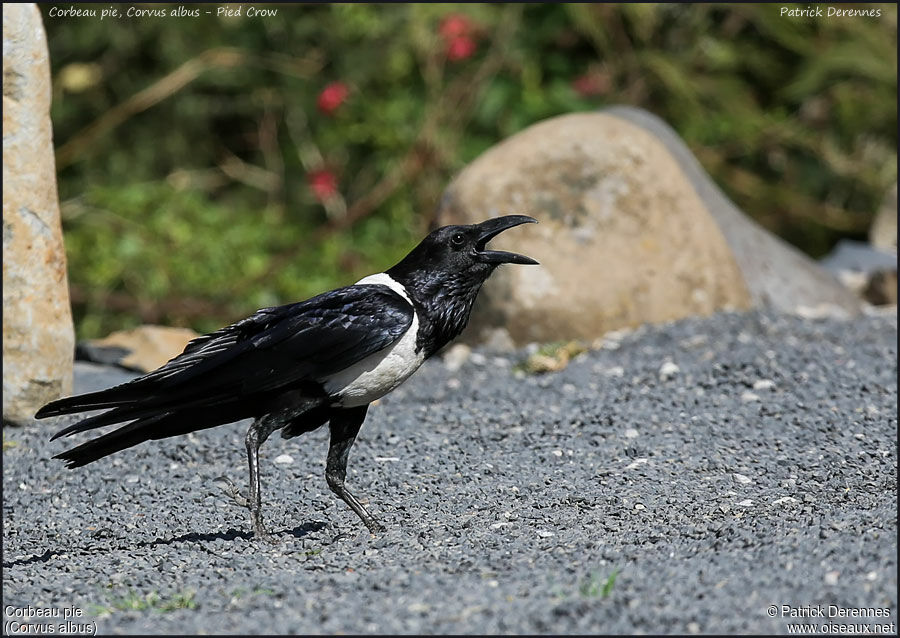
[439,14,472,40]
[572,72,611,98]
[317,82,349,116]
[308,169,338,201]
[439,13,477,62]
[446,35,477,62]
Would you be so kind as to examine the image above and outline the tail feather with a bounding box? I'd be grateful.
[53,414,170,468]
[52,401,266,468]
[50,405,158,441]
[48,392,236,441]
[53,407,242,468]
[35,385,143,419]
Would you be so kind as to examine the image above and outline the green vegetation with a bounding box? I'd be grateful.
[579,569,619,599]
[92,589,198,614]
[516,341,589,374]
[41,4,897,338]
[228,586,278,600]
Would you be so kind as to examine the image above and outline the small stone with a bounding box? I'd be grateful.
[772,496,797,505]
[469,352,487,366]
[624,428,639,439]
[551,449,563,457]
[736,499,753,507]
[624,458,648,471]
[274,454,294,465]
[634,504,645,511]
[740,391,760,402]
[733,473,752,485]
[687,622,700,634]
[824,571,840,586]
[443,344,471,372]
[659,361,680,380]
[604,366,625,377]
[752,379,776,391]
[537,530,555,538]
[482,327,516,353]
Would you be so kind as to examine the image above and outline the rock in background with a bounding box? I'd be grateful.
[435,107,864,346]
[870,182,897,254]
[76,325,201,373]
[3,3,74,424]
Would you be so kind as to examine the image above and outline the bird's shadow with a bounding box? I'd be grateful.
[2,521,327,569]
[142,521,328,549]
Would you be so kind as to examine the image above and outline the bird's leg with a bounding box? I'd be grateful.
[326,405,385,533]
[245,415,282,543]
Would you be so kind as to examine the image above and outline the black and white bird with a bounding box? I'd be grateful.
[36,215,538,541]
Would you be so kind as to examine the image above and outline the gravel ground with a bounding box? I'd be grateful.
[3,310,896,635]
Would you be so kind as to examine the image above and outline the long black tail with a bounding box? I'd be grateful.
[35,384,148,420]
[54,414,171,468]
[52,404,251,468]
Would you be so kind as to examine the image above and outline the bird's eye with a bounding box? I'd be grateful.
[451,232,465,247]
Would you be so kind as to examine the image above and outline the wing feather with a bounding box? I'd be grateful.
[37,284,414,424]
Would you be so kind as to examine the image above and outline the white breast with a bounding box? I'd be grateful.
[323,273,425,408]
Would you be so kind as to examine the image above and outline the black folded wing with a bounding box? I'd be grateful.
[41,284,414,438]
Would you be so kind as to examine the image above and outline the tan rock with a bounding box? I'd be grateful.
[870,182,897,253]
[436,111,752,345]
[2,4,74,424]
[85,325,202,373]
[436,108,862,345]
[606,106,862,317]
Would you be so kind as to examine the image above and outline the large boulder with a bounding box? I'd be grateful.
[435,108,863,345]
[869,182,897,254]
[3,4,74,424]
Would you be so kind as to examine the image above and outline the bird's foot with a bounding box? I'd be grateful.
[364,519,386,534]
[215,475,249,508]
[254,528,280,545]
[251,513,280,544]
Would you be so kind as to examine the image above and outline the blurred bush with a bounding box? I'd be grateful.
[41,3,897,338]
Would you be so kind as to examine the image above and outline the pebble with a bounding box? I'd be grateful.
[274,454,294,465]
[659,361,680,380]
[752,379,776,391]
[442,344,472,372]
[740,391,761,402]
[469,352,487,366]
[772,497,797,505]
[733,473,752,485]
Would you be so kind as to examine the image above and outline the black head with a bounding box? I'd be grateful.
[387,215,539,285]
[386,215,538,356]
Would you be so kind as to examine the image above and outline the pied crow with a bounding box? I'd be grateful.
[37,215,538,541]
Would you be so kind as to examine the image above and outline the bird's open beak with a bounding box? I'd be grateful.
[475,215,539,265]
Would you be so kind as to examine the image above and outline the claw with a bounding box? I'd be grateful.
[215,475,249,508]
